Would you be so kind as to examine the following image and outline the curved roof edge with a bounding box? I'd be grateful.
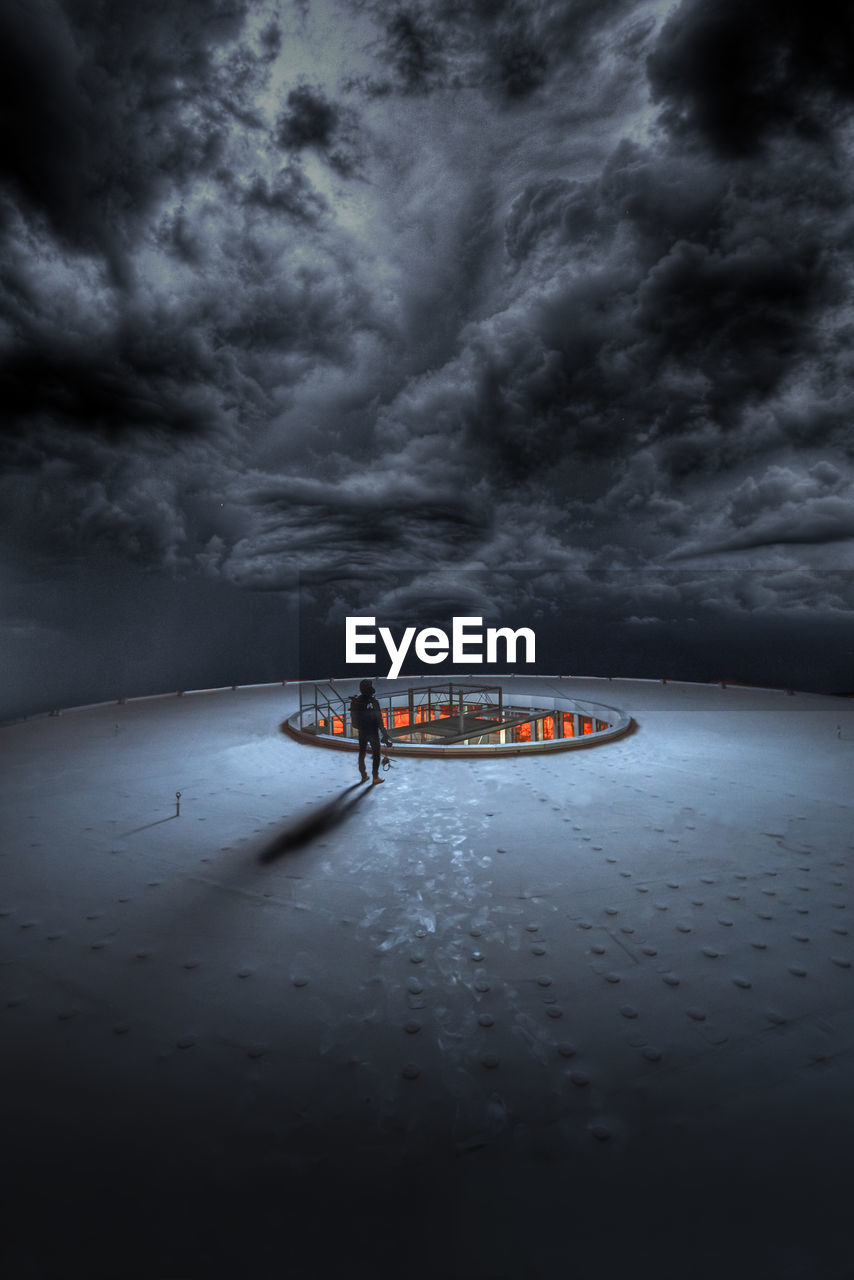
[1,669,835,730]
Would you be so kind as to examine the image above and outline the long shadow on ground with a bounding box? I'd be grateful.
[258,782,374,863]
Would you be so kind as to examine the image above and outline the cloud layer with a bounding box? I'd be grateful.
[2,0,853,703]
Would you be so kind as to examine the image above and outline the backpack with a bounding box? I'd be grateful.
[350,694,378,732]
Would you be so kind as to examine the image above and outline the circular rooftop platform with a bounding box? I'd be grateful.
[1,677,853,1277]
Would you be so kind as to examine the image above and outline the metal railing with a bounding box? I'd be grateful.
[293,681,616,749]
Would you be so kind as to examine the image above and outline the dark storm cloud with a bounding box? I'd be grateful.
[647,0,854,156]
[0,0,256,273]
[671,463,854,559]
[0,2,388,574]
[360,0,626,100]
[489,27,546,99]
[0,199,370,457]
[277,84,340,149]
[0,430,190,568]
[216,472,492,590]
[242,166,328,222]
[2,0,853,714]
[361,0,854,623]
[0,303,221,440]
[466,134,849,490]
[0,220,383,568]
[376,1,546,98]
[380,9,445,93]
[477,0,854,502]
[276,84,362,176]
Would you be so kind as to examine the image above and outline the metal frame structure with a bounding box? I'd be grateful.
[292,681,620,751]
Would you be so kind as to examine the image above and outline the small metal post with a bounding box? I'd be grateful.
[175,791,181,817]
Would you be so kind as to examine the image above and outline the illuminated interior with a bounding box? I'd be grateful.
[289,681,622,754]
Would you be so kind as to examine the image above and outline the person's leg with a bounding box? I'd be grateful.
[370,731,382,780]
[358,733,369,780]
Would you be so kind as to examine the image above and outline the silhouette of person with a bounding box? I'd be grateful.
[351,679,391,784]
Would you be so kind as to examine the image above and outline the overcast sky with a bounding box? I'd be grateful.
[2,0,853,717]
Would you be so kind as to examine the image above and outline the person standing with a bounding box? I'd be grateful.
[350,680,391,784]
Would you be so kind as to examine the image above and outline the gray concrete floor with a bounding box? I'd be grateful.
[1,678,852,1278]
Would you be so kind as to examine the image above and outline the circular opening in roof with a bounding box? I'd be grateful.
[284,678,632,756]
